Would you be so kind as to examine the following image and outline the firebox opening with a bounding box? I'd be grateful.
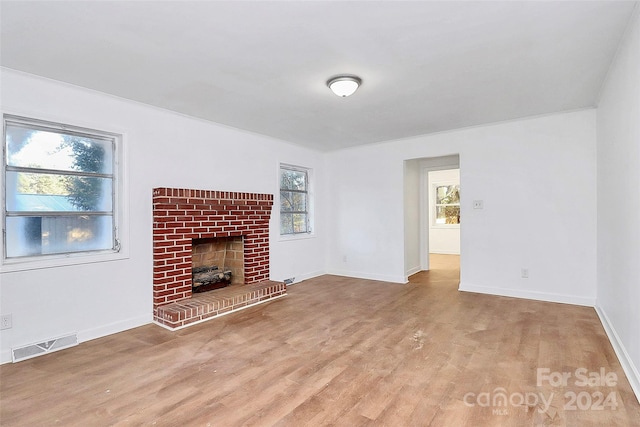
[192,236,244,293]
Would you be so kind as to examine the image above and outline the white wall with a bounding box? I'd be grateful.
[403,160,421,278]
[428,169,461,255]
[325,145,406,283]
[327,109,597,305]
[595,8,640,400]
[0,69,326,363]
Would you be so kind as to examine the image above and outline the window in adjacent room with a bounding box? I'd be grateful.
[279,165,311,235]
[434,184,460,225]
[3,115,121,262]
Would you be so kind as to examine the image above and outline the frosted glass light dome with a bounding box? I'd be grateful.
[327,75,362,97]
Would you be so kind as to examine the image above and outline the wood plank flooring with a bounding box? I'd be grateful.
[1,255,639,426]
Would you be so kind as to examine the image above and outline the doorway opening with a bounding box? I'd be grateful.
[403,154,460,282]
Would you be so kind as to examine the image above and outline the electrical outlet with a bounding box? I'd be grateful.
[521,268,529,279]
[473,200,484,209]
[342,255,347,262]
[1,314,12,330]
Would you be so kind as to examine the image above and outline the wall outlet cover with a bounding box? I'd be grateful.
[0,314,12,330]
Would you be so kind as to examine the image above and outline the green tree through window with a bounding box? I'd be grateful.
[61,136,106,211]
[435,185,460,225]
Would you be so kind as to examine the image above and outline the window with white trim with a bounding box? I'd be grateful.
[434,184,460,225]
[279,165,311,235]
[3,115,121,261]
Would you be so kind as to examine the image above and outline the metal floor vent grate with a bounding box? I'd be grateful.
[12,333,78,363]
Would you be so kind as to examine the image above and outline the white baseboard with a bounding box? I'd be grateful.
[1,314,151,365]
[458,282,596,307]
[77,314,151,344]
[327,269,406,284]
[282,270,325,285]
[405,266,422,281]
[595,305,640,404]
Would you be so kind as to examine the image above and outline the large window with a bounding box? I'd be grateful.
[279,165,311,235]
[3,115,120,261]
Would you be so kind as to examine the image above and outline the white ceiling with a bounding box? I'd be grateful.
[1,1,636,151]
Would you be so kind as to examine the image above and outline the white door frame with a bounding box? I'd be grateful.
[418,156,460,271]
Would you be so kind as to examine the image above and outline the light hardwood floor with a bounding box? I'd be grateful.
[1,255,639,426]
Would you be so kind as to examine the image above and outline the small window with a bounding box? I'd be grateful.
[434,184,460,225]
[3,115,120,261]
[280,165,311,235]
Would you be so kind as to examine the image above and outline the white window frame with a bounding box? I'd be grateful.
[432,181,460,229]
[1,114,128,272]
[279,164,314,239]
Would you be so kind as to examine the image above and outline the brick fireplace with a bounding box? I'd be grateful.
[152,187,282,328]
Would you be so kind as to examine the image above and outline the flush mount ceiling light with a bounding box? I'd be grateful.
[327,75,362,97]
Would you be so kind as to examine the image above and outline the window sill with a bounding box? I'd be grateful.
[0,250,129,273]
[279,232,316,242]
[430,224,461,229]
